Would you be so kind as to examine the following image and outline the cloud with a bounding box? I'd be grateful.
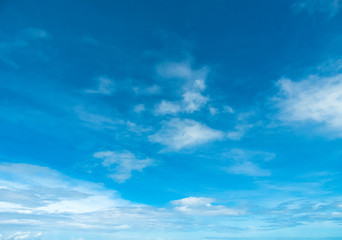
[292,0,342,17]
[275,74,342,136]
[0,28,50,68]
[133,84,161,95]
[85,76,115,95]
[154,100,181,115]
[226,161,271,177]
[156,62,208,81]
[182,91,209,113]
[155,61,209,114]
[226,124,254,140]
[149,118,223,150]
[93,151,153,182]
[171,197,243,216]
[224,149,274,177]
[133,104,145,114]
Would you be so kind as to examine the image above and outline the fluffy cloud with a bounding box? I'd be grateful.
[149,118,223,150]
[171,197,243,216]
[93,151,153,182]
[275,74,342,136]
[85,76,115,95]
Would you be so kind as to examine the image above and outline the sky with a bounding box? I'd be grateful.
[1,0,342,239]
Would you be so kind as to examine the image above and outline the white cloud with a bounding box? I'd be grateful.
[182,91,209,113]
[226,124,254,141]
[154,100,181,115]
[155,61,210,114]
[171,197,243,216]
[275,74,342,136]
[224,149,273,177]
[85,76,115,95]
[292,0,342,17]
[93,151,153,182]
[133,104,145,113]
[149,118,223,150]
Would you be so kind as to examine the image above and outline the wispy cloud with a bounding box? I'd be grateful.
[93,151,153,182]
[274,73,342,136]
[224,149,274,177]
[292,0,342,17]
[0,28,50,68]
[133,104,146,114]
[149,118,223,150]
[85,76,115,95]
[171,197,244,216]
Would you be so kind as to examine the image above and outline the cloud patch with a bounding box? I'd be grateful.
[275,74,342,136]
[171,197,243,216]
[149,118,223,150]
[93,151,153,182]
[85,76,115,95]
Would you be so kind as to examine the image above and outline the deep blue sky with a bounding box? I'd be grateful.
[1,0,342,239]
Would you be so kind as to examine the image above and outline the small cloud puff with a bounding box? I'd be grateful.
[94,151,153,182]
[85,76,115,95]
[149,118,223,150]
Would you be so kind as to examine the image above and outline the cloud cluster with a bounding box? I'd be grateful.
[154,62,209,115]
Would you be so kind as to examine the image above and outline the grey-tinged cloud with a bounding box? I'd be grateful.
[149,118,224,150]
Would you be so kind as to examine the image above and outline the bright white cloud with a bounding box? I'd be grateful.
[85,76,115,95]
[275,74,342,136]
[93,151,153,182]
[149,118,223,150]
[171,197,243,216]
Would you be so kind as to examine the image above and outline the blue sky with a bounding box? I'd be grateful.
[1,0,342,239]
